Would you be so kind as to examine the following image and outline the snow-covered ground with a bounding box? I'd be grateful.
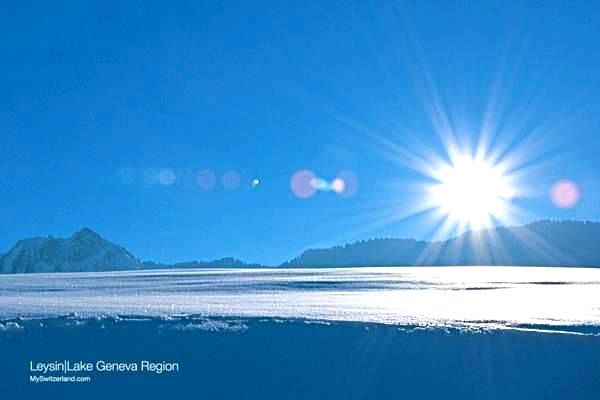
[1,266,599,333]
[2,267,600,399]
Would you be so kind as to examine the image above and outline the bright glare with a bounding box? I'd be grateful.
[427,154,515,229]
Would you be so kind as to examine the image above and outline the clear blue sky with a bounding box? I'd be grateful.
[1,1,599,265]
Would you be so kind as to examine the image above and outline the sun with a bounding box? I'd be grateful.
[426,153,516,230]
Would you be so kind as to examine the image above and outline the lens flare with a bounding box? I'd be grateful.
[336,170,358,197]
[197,169,217,190]
[159,169,176,186]
[331,178,346,194]
[291,170,317,198]
[143,168,160,185]
[310,177,330,191]
[222,171,241,190]
[551,180,580,208]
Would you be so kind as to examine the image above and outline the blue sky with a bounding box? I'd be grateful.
[1,1,599,265]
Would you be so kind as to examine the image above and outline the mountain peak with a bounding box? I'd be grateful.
[71,228,103,241]
[0,228,141,273]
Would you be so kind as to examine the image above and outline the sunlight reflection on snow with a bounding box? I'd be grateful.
[0,267,599,331]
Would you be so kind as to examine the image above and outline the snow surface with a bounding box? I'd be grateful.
[1,267,599,332]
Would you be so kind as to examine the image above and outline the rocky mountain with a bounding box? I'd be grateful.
[1,220,599,273]
[0,229,262,273]
[0,228,142,273]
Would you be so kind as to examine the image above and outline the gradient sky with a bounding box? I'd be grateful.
[1,1,599,265]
